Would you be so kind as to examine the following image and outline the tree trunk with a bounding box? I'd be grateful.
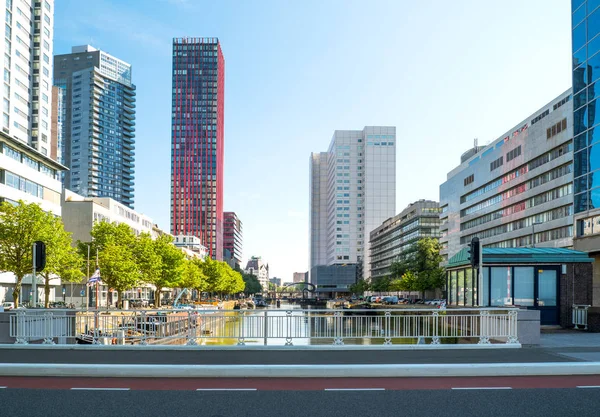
[44,276,50,308]
[117,291,122,309]
[12,275,23,307]
[156,287,162,307]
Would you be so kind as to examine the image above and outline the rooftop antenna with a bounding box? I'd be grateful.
[474,138,479,153]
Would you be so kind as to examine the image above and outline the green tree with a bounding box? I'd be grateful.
[349,279,370,295]
[98,242,139,307]
[0,201,56,305]
[242,273,261,294]
[389,238,445,298]
[80,221,139,308]
[39,217,84,308]
[199,256,223,294]
[151,235,185,307]
[370,276,391,292]
[181,259,207,293]
[133,232,161,285]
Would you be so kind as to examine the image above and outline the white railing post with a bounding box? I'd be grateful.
[478,310,490,344]
[186,310,198,345]
[43,311,55,345]
[237,310,245,346]
[384,311,392,345]
[285,310,293,346]
[431,311,440,344]
[140,310,148,346]
[14,310,27,344]
[333,310,344,345]
[506,309,519,344]
[263,309,268,346]
[573,305,590,330]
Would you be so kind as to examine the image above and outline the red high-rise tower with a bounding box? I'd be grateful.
[171,37,224,260]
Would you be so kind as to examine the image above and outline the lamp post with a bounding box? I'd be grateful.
[531,221,543,248]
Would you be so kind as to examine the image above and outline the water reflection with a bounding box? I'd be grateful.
[201,302,416,346]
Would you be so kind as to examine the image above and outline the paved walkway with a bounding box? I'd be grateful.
[540,330,600,348]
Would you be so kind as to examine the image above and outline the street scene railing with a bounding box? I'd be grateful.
[8,307,519,346]
[572,304,590,330]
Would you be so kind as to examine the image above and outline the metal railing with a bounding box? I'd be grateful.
[8,307,520,346]
[572,305,590,330]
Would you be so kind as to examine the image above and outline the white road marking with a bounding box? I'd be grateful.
[0,386,6,389]
[71,387,130,391]
[452,387,512,390]
[324,388,386,391]
[196,388,257,391]
[577,386,600,389]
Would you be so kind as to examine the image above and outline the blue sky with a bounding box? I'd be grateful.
[54,0,571,282]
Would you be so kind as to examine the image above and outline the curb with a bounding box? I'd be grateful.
[0,362,595,378]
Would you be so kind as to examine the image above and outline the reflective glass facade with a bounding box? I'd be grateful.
[573,0,600,212]
[171,38,224,260]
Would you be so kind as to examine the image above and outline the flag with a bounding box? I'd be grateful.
[87,268,102,286]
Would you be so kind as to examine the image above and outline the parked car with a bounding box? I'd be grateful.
[382,296,399,305]
[398,298,410,304]
[1,301,14,310]
[369,296,380,303]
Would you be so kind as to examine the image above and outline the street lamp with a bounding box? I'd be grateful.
[531,221,543,248]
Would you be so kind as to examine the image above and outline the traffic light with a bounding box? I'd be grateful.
[467,237,480,268]
[34,241,46,272]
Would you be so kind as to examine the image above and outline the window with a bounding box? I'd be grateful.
[547,118,568,139]
[490,156,503,171]
[464,174,474,186]
[506,145,522,162]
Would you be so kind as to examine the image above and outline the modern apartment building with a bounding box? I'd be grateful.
[223,211,242,269]
[309,126,396,288]
[1,0,54,154]
[53,45,136,208]
[440,89,574,262]
[370,200,441,281]
[171,37,224,260]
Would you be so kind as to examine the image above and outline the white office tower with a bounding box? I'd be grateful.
[310,126,396,282]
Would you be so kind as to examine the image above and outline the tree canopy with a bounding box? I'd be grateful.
[389,237,445,297]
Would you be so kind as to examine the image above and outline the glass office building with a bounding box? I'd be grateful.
[572,0,600,212]
[171,38,225,260]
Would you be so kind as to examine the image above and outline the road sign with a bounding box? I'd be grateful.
[80,290,85,297]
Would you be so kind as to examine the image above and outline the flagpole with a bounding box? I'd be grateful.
[86,244,90,311]
[95,248,99,310]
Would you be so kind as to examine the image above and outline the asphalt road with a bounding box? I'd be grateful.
[2,388,600,417]
[0,347,579,365]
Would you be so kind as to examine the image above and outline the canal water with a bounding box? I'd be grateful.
[199,302,419,346]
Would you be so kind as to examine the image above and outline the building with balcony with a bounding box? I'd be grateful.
[174,235,208,259]
[439,89,574,262]
[369,200,441,281]
[223,211,242,269]
[54,45,136,208]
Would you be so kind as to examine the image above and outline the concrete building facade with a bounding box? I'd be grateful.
[440,89,574,262]
[309,126,396,291]
[54,45,136,208]
[370,200,441,281]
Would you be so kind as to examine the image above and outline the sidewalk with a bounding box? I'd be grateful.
[540,329,600,348]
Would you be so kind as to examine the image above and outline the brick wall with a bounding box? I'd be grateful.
[559,263,593,328]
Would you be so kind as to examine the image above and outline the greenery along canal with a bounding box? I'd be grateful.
[197,303,461,346]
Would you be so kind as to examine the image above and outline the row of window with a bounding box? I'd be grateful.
[459,205,573,244]
[506,145,522,163]
[461,163,572,218]
[547,118,568,139]
[485,225,573,249]
[490,156,503,171]
[462,142,572,204]
[463,174,474,186]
